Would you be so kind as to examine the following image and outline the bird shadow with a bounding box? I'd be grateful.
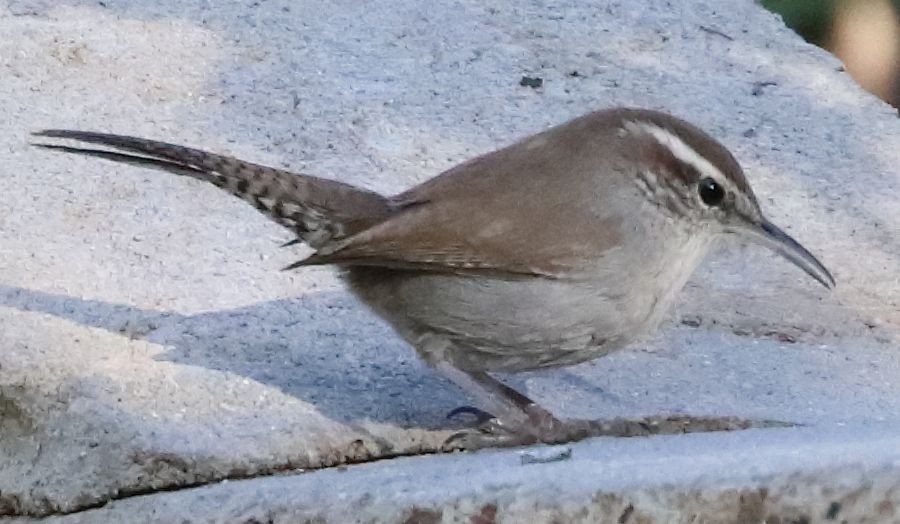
[0,283,467,430]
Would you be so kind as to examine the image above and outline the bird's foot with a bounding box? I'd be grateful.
[444,405,516,449]
[443,417,536,450]
[522,403,566,439]
[443,403,570,450]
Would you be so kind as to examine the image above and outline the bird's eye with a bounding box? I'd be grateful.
[698,177,725,206]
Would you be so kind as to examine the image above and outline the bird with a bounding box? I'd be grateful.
[32,108,834,446]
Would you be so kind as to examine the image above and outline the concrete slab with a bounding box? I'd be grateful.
[1,0,898,519]
[25,425,900,523]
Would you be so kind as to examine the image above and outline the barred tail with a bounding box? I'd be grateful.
[32,130,392,250]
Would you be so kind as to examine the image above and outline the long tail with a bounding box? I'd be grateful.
[32,130,392,250]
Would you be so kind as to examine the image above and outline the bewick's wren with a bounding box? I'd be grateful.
[32,108,834,445]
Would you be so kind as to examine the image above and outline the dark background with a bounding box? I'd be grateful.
[764,0,900,109]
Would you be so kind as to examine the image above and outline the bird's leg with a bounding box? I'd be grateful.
[477,371,563,435]
[435,362,563,447]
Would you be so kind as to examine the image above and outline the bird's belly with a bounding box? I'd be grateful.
[345,267,667,372]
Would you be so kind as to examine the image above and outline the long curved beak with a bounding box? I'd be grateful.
[741,219,835,289]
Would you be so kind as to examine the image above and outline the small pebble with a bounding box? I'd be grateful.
[519,76,543,88]
[519,445,572,465]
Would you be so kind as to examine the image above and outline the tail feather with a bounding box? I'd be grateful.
[32,130,392,250]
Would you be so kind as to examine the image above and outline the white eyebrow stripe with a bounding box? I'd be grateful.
[627,121,726,184]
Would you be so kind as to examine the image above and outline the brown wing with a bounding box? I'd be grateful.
[298,114,626,277]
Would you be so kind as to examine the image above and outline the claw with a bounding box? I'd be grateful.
[443,430,474,449]
[446,405,495,424]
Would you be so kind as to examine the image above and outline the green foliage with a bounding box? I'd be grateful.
[762,0,900,45]
[761,0,837,44]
